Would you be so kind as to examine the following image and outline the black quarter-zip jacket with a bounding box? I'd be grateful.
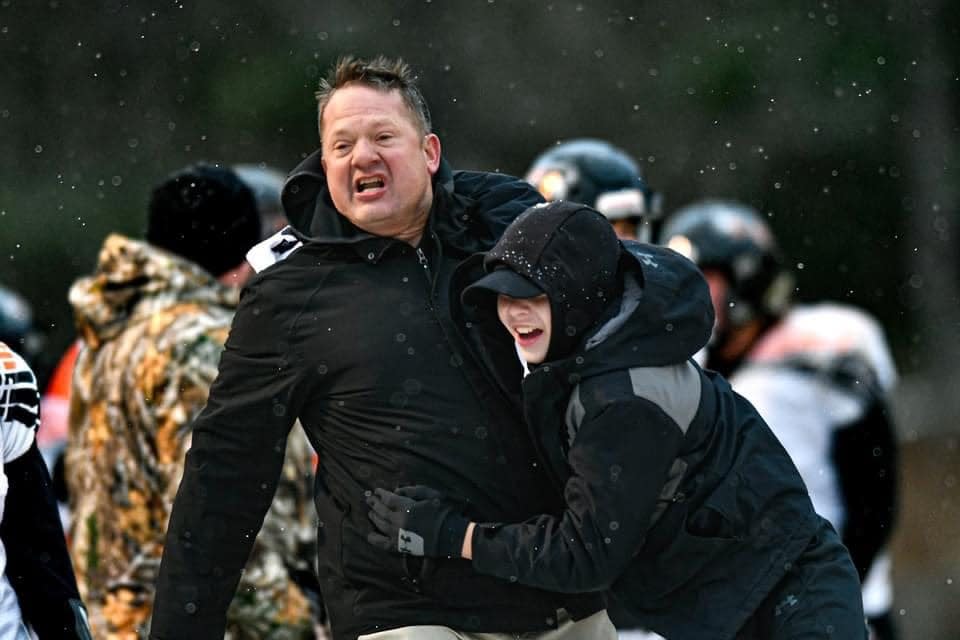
[150,152,602,640]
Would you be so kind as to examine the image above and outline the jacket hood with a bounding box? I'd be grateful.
[468,201,624,360]
[69,234,239,348]
[461,199,713,372]
[576,241,715,373]
[279,149,538,257]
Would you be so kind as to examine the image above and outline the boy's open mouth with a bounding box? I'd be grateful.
[515,327,543,344]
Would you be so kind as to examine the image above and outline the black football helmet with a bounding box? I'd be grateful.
[525,139,662,241]
[0,283,44,365]
[659,199,793,330]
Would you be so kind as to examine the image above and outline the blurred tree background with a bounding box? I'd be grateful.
[1,1,957,636]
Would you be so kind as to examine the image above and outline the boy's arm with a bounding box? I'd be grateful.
[467,396,685,593]
[464,363,700,593]
[368,364,697,593]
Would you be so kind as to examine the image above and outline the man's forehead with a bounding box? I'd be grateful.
[324,112,404,133]
[321,85,413,133]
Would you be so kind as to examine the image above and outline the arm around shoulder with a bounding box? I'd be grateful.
[453,170,544,238]
[470,393,686,593]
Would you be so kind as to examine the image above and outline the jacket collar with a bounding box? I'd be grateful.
[524,242,715,385]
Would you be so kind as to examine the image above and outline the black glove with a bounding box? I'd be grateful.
[366,485,470,558]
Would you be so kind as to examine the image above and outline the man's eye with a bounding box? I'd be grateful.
[377,133,394,142]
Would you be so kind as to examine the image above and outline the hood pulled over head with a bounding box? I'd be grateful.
[463,200,623,361]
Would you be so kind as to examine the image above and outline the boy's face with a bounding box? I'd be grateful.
[497,294,552,364]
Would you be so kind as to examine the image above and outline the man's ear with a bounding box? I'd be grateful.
[424,133,441,175]
[321,153,327,173]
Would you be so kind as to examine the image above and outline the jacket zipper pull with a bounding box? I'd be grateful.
[415,247,435,310]
[415,247,429,271]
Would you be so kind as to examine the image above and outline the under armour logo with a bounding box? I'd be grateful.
[774,594,799,616]
[636,252,659,268]
[398,528,425,556]
[625,245,660,268]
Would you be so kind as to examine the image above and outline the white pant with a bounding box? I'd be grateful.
[357,609,616,639]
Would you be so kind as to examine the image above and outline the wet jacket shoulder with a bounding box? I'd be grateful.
[469,244,821,640]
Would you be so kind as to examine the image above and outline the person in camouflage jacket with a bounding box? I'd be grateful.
[65,165,320,640]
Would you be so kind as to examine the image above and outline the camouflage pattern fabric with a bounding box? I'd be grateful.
[66,234,319,640]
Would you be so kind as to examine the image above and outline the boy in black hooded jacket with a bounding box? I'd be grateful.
[368,201,867,639]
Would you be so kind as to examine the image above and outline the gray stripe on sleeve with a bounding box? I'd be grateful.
[627,361,701,434]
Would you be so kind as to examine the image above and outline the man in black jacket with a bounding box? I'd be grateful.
[150,56,611,640]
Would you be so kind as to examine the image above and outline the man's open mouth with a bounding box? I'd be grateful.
[356,177,385,192]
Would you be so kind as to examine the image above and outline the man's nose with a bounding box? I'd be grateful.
[351,137,379,166]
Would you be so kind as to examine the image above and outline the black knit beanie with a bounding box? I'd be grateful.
[146,163,260,276]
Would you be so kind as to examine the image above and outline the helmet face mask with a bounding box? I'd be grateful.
[525,138,661,241]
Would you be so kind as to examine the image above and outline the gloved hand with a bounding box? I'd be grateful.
[366,485,470,558]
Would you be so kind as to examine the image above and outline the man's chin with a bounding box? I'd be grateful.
[345,205,393,228]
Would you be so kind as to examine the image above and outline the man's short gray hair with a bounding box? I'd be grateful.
[316,55,432,137]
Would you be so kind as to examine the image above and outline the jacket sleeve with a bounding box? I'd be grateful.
[2,444,92,639]
[150,281,308,639]
[0,346,91,639]
[224,426,319,636]
[470,391,687,593]
[832,395,898,581]
[452,171,545,245]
